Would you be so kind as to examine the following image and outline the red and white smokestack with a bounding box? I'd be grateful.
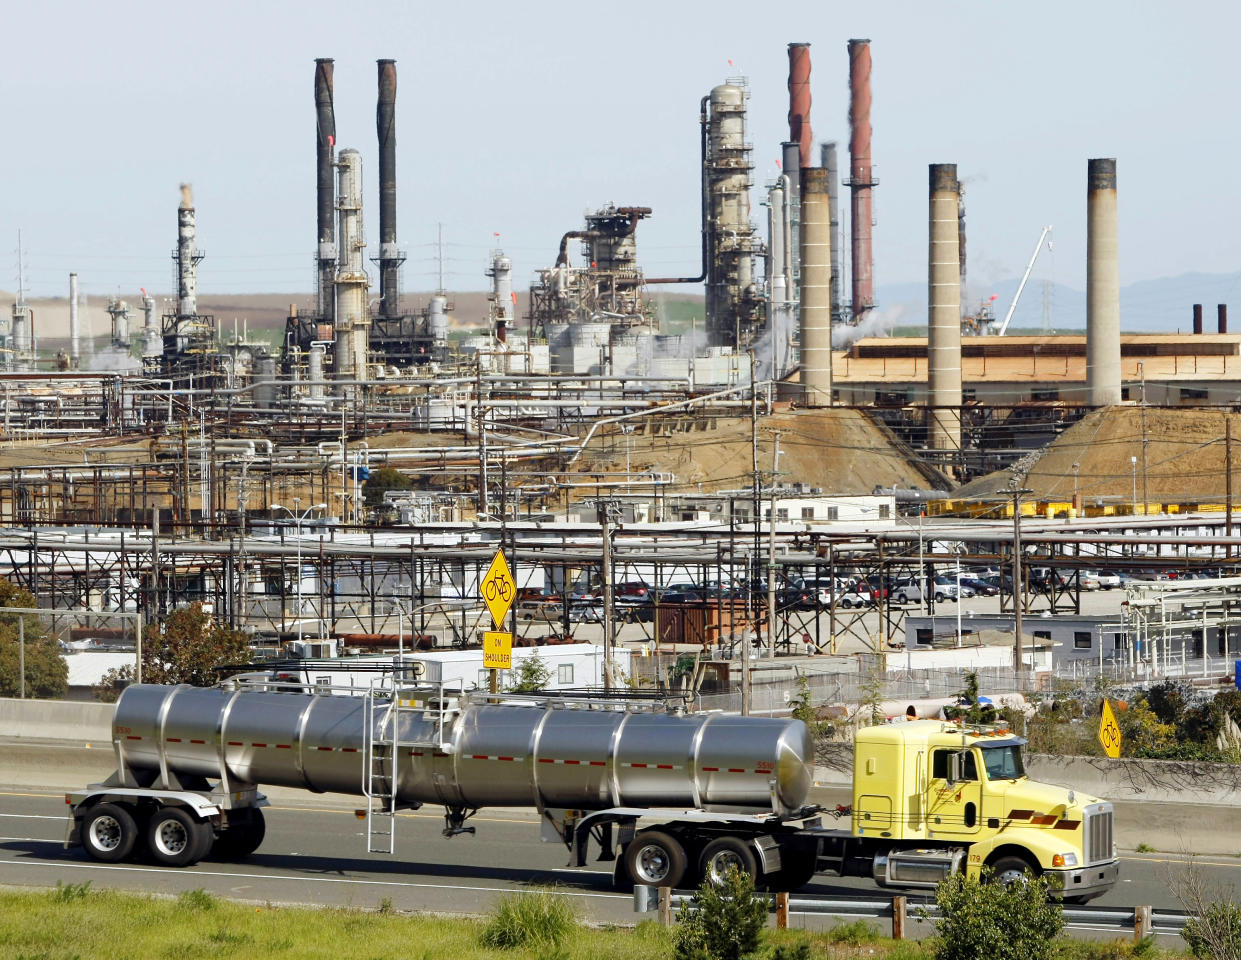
[315,58,337,325]
[927,164,962,456]
[847,39,875,321]
[1086,158,1121,406]
[787,42,813,171]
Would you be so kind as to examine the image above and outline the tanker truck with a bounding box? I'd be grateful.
[65,681,1118,899]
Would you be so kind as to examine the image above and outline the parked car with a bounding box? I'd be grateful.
[890,578,923,604]
[614,580,651,599]
[961,577,999,597]
[931,577,974,602]
[983,574,1015,593]
[837,588,876,609]
[1077,572,1101,591]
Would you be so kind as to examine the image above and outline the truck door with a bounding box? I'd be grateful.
[927,748,982,836]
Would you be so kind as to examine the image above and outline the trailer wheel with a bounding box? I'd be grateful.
[81,803,139,863]
[210,808,266,861]
[699,837,758,887]
[147,807,211,867]
[625,830,687,888]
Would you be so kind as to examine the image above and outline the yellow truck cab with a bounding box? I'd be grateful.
[847,719,1118,902]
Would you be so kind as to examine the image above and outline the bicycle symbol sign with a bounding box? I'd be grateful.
[481,549,515,627]
[1098,699,1122,759]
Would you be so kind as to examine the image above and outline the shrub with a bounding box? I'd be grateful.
[1182,900,1241,959]
[931,868,1063,960]
[479,890,577,949]
[824,918,879,945]
[674,866,768,960]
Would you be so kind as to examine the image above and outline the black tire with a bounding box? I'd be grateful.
[81,802,139,863]
[210,808,266,861]
[895,593,908,605]
[699,836,759,887]
[988,855,1038,887]
[147,807,211,867]
[625,830,688,888]
[769,847,818,892]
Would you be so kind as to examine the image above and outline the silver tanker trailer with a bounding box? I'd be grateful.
[66,681,826,890]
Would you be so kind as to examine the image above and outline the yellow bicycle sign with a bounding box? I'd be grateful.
[1098,699,1122,759]
[481,549,515,627]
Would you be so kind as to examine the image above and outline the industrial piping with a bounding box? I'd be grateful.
[1086,158,1121,407]
[787,43,813,171]
[315,58,337,326]
[927,164,962,456]
[799,167,831,406]
[376,59,403,319]
[847,39,875,322]
[646,97,710,286]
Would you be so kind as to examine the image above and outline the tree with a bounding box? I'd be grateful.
[674,866,768,960]
[932,868,1063,960]
[787,673,833,745]
[363,466,413,509]
[95,603,249,700]
[507,650,552,692]
[0,578,67,699]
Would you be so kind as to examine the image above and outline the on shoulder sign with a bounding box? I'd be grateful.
[1098,699,1122,759]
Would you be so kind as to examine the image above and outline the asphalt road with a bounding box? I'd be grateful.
[0,784,1232,927]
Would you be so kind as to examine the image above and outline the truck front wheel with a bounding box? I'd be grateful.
[625,830,687,888]
[699,837,758,886]
[81,803,139,863]
[147,807,212,867]
[989,855,1038,887]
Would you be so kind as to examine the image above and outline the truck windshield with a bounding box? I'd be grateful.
[981,745,1025,780]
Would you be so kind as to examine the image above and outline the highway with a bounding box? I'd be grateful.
[0,784,1231,928]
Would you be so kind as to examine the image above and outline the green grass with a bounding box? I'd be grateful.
[0,886,1197,960]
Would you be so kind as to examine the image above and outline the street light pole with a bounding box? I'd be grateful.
[1130,455,1138,516]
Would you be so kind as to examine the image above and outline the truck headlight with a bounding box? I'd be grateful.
[1051,852,1078,868]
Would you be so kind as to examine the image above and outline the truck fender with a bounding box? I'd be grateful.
[961,829,1070,879]
[71,788,222,822]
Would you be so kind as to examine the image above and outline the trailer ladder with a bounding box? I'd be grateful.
[362,683,399,854]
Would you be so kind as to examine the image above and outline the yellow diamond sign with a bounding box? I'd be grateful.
[484,631,512,670]
[480,548,515,627]
[1098,698,1122,759]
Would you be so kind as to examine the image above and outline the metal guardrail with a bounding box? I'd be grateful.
[635,887,1189,939]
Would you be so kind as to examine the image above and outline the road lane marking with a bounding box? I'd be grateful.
[0,854,627,900]
[0,814,67,821]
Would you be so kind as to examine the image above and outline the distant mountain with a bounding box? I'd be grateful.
[877,271,1241,333]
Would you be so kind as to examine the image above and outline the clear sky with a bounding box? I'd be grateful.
[4,0,1238,302]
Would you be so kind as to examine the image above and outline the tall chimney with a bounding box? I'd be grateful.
[1193,303,1203,335]
[927,164,962,455]
[1086,158,1121,406]
[334,149,369,388]
[177,184,199,317]
[315,58,337,325]
[68,272,79,364]
[376,59,403,318]
[820,142,843,322]
[787,43,813,170]
[799,167,832,406]
[1220,303,1229,334]
[781,141,801,284]
[847,39,875,321]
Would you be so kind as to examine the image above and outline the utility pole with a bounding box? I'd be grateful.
[1227,419,1233,548]
[749,354,760,652]
[767,433,782,660]
[599,498,617,692]
[1140,400,1149,516]
[1010,487,1032,678]
[476,360,488,518]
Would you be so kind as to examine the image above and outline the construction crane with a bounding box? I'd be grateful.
[996,226,1053,336]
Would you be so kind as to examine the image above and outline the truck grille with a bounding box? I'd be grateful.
[1085,807,1113,864]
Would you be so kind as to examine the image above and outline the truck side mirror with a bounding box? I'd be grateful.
[948,752,964,785]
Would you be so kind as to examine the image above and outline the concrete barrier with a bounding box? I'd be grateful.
[0,697,111,743]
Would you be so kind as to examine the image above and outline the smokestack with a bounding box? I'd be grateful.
[847,39,875,322]
[799,167,832,406]
[69,273,79,363]
[315,58,337,324]
[787,43,813,170]
[1220,303,1229,334]
[820,142,842,322]
[1193,303,1203,335]
[177,183,198,317]
[1086,158,1121,406]
[927,164,962,455]
[376,58,403,318]
[781,141,801,284]
[334,149,369,388]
